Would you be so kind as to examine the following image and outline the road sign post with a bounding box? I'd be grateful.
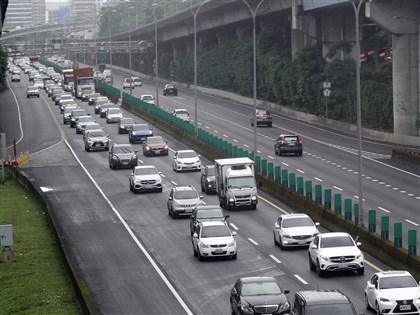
[323,82,331,119]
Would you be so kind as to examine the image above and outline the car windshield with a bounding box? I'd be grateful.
[282,217,314,228]
[257,110,270,115]
[134,167,158,176]
[53,89,63,94]
[174,190,198,199]
[320,235,354,248]
[178,151,197,159]
[96,100,108,106]
[305,304,355,315]
[90,93,100,98]
[121,118,135,125]
[201,225,231,238]
[133,124,149,131]
[284,136,298,143]
[88,131,106,138]
[241,281,282,296]
[175,110,188,117]
[61,95,73,100]
[142,95,153,101]
[107,108,121,114]
[166,84,175,88]
[379,276,417,289]
[85,124,101,130]
[72,111,86,117]
[133,78,141,82]
[206,167,215,176]
[147,137,164,144]
[227,176,255,189]
[197,209,223,220]
[78,117,93,122]
[113,146,133,154]
[28,87,38,91]
[64,108,77,114]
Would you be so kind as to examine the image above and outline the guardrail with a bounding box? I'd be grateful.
[95,79,420,281]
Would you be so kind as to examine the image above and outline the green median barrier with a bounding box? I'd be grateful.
[408,230,417,255]
[315,184,322,204]
[394,223,402,247]
[334,194,342,215]
[281,169,288,187]
[275,166,281,184]
[368,210,376,233]
[254,156,261,173]
[289,173,296,192]
[227,143,233,157]
[297,177,304,195]
[232,145,238,158]
[248,152,254,160]
[237,148,244,158]
[344,199,352,220]
[354,204,359,226]
[261,159,267,177]
[268,163,274,180]
[324,189,331,211]
[242,150,249,158]
[305,180,312,200]
[381,216,389,241]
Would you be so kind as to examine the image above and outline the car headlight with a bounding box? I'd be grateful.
[206,178,211,183]
[131,154,137,160]
[145,145,150,151]
[104,139,109,143]
[121,126,125,129]
[87,139,93,144]
[320,255,329,261]
[283,234,291,239]
[228,197,235,202]
[134,179,140,184]
[356,253,364,259]
[379,297,391,303]
[251,195,257,201]
[240,304,252,312]
[200,242,210,248]
[112,155,118,160]
[281,301,290,309]
[228,240,235,247]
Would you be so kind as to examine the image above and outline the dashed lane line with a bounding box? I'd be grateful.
[378,207,391,213]
[294,275,308,285]
[269,255,281,264]
[405,219,419,227]
[248,238,259,246]
[229,223,239,231]
[333,186,343,191]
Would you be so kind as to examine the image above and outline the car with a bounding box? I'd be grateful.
[69,109,88,128]
[81,88,94,102]
[142,136,168,156]
[308,232,364,277]
[33,79,44,89]
[132,76,142,87]
[95,101,113,114]
[128,124,153,144]
[75,115,95,134]
[200,165,216,194]
[60,100,77,113]
[172,109,190,122]
[93,96,109,106]
[84,130,110,152]
[55,93,73,106]
[100,104,119,118]
[88,93,101,105]
[83,123,103,139]
[26,86,40,98]
[192,221,237,260]
[365,270,420,315]
[273,214,320,249]
[51,87,64,102]
[11,74,20,82]
[108,143,138,169]
[106,107,124,123]
[172,150,201,172]
[140,94,155,105]
[123,78,134,89]
[292,290,358,315]
[189,205,228,236]
[129,165,163,193]
[62,106,79,124]
[274,134,303,156]
[230,277,290,315]
[47,84,61,97]
[167,185,203,219]
[118,118,136,134]
[163,84,178,96]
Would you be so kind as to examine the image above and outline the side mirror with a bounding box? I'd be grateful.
[274,222,280,229]
[173,156,176,159]
[231,288,238,296]
[197,154,201,158]
[232,231,237,236]
[283,289,290,294]
[315,222,320,226]
[106,134,109,137]
[310,244,318,249]
[192,233,198,238]
[134,150,138,153]
[258,180,262,188]
[356,242,362,246]
[130,173,134,176]
[225,215,230,220]
[199,195,203,199]
[168,196,173,200]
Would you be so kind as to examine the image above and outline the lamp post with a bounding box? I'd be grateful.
[242,0,265,159]
[350,0,365,227]
[109,9,116,85]
[129,6,134,95]
[153,3,160,107]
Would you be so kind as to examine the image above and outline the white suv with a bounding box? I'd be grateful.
[129,165,162,193]
[308,232,364,277]
[365,270,420,315]
[192,221,237,261]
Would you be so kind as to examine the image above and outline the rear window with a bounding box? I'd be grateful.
[284,136,298,143]
[257,110,270,115]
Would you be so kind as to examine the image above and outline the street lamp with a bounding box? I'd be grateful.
[109,9,116,85]
[242,0,265,159]
[350,0,365,227]
[153,3,160,107]
[129,6,134,95]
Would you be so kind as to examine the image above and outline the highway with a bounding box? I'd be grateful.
[1,66,417,314]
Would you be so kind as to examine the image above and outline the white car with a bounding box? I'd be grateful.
[273,213,320,249]
[129,165,163,193]
[172,150,201,172]
[140,94,155,105]
[365,270,420,315]
[308,232,364,277]
[106,108,123,123]
[132,76,142,87]
[172,109,190,122]
[33,80,44,89]
[192,221,237,260]
[122,78,134,89]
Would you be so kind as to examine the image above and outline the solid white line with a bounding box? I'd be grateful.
[333,186,343,191]
[229,223,239,231]
[378,207,390,213]
[171,181,178,186]
[405,219,419,227]
[268,155,275,160]
[64,140,193,314]
[269,255,281,264]
[294,274,308,285]
[314,177,323,182]
[248,238,259,246]
[160,174,166,178]
[5,79,24,150]
[31,139,64,155]
[297,169,305,174]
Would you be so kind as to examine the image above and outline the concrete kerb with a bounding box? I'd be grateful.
[4,165,94,315]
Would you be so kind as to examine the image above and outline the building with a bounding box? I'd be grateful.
[3,0,46,29]
[70,0,97,22]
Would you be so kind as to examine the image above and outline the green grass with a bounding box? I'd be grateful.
[0,175,80,315]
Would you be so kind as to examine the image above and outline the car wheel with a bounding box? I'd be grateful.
[104,146,109,152]
[130,182,133,192]
[158,188,163,193]
[309,254,316,271]
[172,211,178,219]
[231,253,237,260]
[197,248,203,261]
[85,147,90,152]
[201,183,205,193]
[279,236,284,250]
[193,244,197,257]
[168,207,171,216]
[365,294,372,310]
[273,233,279,246]
[251,204,256,210]
[316,260,325,277]
[357,267,365,275]
[376,302,382,315]
[109,162,113,169]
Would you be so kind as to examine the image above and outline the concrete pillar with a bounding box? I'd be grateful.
[291,0,318,59]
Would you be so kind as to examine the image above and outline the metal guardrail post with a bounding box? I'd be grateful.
[289,173,296,192]
[281,169,288,187]
[315,184,322,204]
[324,189,331,211]
[275,166,281,184]
[368,210,376,233]
[344,199,352,220]
[408,230,417,255]
[267,163,274,180]
[394,223,402,247]
[305,180,312,200]
[297,177,304,195]
[334,194,342,215]
[381,216,389,241]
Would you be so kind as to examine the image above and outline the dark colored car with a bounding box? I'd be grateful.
[230,277,290,315]
[51,88,64,102]
[26,86,40,98]
[128,124,153,144]
[274,134,303,156]
[163,84,178,96]
[251,109,273,127]
[95,101,112,114]
[100,104,119,118]
[70,109,87,128]
[291,290,358,315]
[200,165,216,194]
[189,205,228,236]
[108,143,138,169]
[118,118,136,134]
[142,136,168,156]
[88,93,101,105]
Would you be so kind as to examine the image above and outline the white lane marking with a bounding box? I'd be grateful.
[31,139,64,155]
[353,172,359,174]
[161,174,166,178]
[314,177,323,182]
[379,182,385,185]
[268,155,275,160]
[385,184,392,187]
[229,223,239,231]
[405,219,419,227]
[171,181,178,186]
[232,139,238,143]
[416,197,420,200]
[393,187,399,190]
[400,191,407,194]
[244,144,249,148]
[331,162,337,165]
[5,79,25,150]
[248,238,259,246]
[269,255,281,264]
[326,160,331,163]
[40,187,53,192]
[333,186,343,191]
[138,159,144,163]
[294,275,308,285]
[347,169,353,172]
[378,207,391,213]
[205,126,210,129]
[214,130,219,133]
[354,196,366,201]
[223,134,228,138]
[64,139,193,315]
[366,177,372,180]
[257,150,261,154]
[407,194,414,197]
[372,179,378,182]
[336,164,342,167]
[297,169,305,174]
[342,167,348,170]
[281,162,289,167]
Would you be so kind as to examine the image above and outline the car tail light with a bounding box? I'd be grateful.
[281,136,285,144]
[297,135,302,143]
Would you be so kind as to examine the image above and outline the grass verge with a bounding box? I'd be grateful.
[0,174,80,315]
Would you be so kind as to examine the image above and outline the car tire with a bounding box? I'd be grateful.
[193,244,197,257]
[279,236,285,250]
[251,204,256,210]
[274,233,279,246]
[85,147,90,152]
[376,303,382,315]
[357,267,365,275]
[130,182,133,192]
[316,260,325,277]
[365,294,372,310]
[197,248,203,261]
[158,188,163,193]
[104,146,109,152]
[109,162,113,169]
[309,254,316,271]
[231,253,237,260]
[174,92,178,96]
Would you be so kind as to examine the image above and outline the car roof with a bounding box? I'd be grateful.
[147,136,163,140]
[295,290,350,305]
[194,205,222,211]
[200,221,227,227]
[113,143,133,148]
[239,276,277,283]
[177,149,195,154]
[319,232,351,238]
[141,94,153,97]
[173,185,196,191]
[375,270,413,278]
[134,165,156,170]
[280,213,311,219]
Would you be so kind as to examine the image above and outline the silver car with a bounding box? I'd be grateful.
[129,165,163,193]
[273,213,320,249]
[167,186,203,219]
[76,115,95,134]
[106,107,123,123]
[84,130,110,152]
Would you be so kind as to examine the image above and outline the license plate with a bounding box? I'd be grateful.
[154,150,161,154]
[122,162,128,165]
[215,248,223,253]
[298,240,307,245]
[400,305,411,311]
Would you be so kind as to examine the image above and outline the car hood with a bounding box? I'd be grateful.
[132,130,152,136]
[379,287,419,300]
[283,226,318,236]
[114,153,136,159]
[201,236,234,246]
[146,143,166,149]
[241,294,287,308]
[175,198,200,206]
[134,174,161,181]
[88,136,108,142]
[108,113,122,118]
[177,157,199,164]
[318,246,361,257]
